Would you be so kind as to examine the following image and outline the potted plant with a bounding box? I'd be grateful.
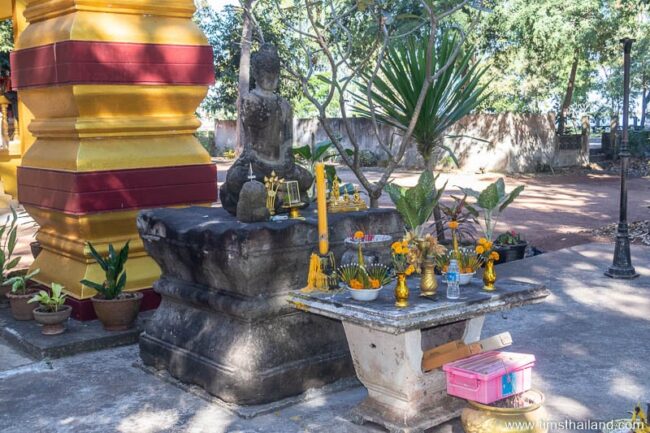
[0,207,22,301]
[5,269,40,320]
[338,263,390,302]
[461,178,525,242]
[80,241,142,331]
[494,231,528,264]
[28,283,72,335]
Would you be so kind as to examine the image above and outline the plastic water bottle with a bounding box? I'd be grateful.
[446,259,460,300]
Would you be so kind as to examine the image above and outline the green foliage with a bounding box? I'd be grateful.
[354,30,489,166]
[495,231,525,246]
[28,283,67,313]
[195,131,215,155]
[0,207,21,284]
[193,2,326,118]
[4,269,39,296]
[0,19,14,73]
[80,241,130,300]
[384,171,447,232]
[461,178,524,240]
[293,140,338,166]
[469,0,644,115]
[628,130,650,156]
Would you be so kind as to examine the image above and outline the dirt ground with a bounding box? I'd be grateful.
[216,161,650,252]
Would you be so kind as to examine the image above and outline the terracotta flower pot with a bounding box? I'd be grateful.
[91,292,143,331]
[33,305,72,335]
[6,291,38,321]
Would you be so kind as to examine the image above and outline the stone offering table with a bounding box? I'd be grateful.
[289,279,549,433]
[137,206,403,405]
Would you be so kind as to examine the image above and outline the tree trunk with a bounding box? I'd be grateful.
[642,89,649,129]
[558,52,580,135]
[236,0,255,156]
[369,194,379,209]
[424,154,446,242]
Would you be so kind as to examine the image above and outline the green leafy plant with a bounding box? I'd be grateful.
[495,231,525,246]
[80,241,130,300]
[461,179,525,241]
[384,171,446,235]
[28,282,67,313]
[0,207,21,284]
[354,30,490,172]
[4,269,39,295]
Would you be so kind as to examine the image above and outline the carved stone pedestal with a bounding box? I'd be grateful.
[137,206,403,405]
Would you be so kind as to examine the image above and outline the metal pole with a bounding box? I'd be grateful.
[605,38,639,279]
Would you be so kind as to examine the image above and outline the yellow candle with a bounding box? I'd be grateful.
[315,162,329,255]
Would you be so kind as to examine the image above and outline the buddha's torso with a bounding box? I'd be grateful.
[241,89,293,165]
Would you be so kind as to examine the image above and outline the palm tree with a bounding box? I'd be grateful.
[354,30,489,239]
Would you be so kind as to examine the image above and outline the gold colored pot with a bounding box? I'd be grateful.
[419,259,437,296]
[483,258,497,291]
[461,390,548,433]
[394,273,409,308]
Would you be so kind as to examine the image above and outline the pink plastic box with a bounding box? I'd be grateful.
[442,351,535,404]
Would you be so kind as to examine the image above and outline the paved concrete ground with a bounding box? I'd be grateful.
[0,242,647,433]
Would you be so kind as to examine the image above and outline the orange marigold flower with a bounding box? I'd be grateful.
[353,231,364,240]
[490,251,500,261]
[485,241,493,250]
[405,265,415,276]
[475,245,485,255]
[478,237,488,245]
[464,267,474,273]
[448,221,459,230]
[349,279,364,289]
[369,278,381,289]
[391,241,402,253]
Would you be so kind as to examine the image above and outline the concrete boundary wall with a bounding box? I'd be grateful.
[215,113,584,173]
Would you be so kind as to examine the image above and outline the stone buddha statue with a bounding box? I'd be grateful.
[220,44,313,215]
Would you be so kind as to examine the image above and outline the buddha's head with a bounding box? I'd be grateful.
[252,43,281,92]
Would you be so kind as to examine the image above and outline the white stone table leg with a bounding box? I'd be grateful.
[343,317,485,433]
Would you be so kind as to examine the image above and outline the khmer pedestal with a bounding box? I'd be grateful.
[137,206,403,405]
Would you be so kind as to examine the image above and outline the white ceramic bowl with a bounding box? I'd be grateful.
[347,286,382,301]
[442,272,475,286]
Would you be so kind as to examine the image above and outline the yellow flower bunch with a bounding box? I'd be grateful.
[391,240,409,255]
[405,265,415,276]
[476,238,498,261]
[349,279,364,290]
